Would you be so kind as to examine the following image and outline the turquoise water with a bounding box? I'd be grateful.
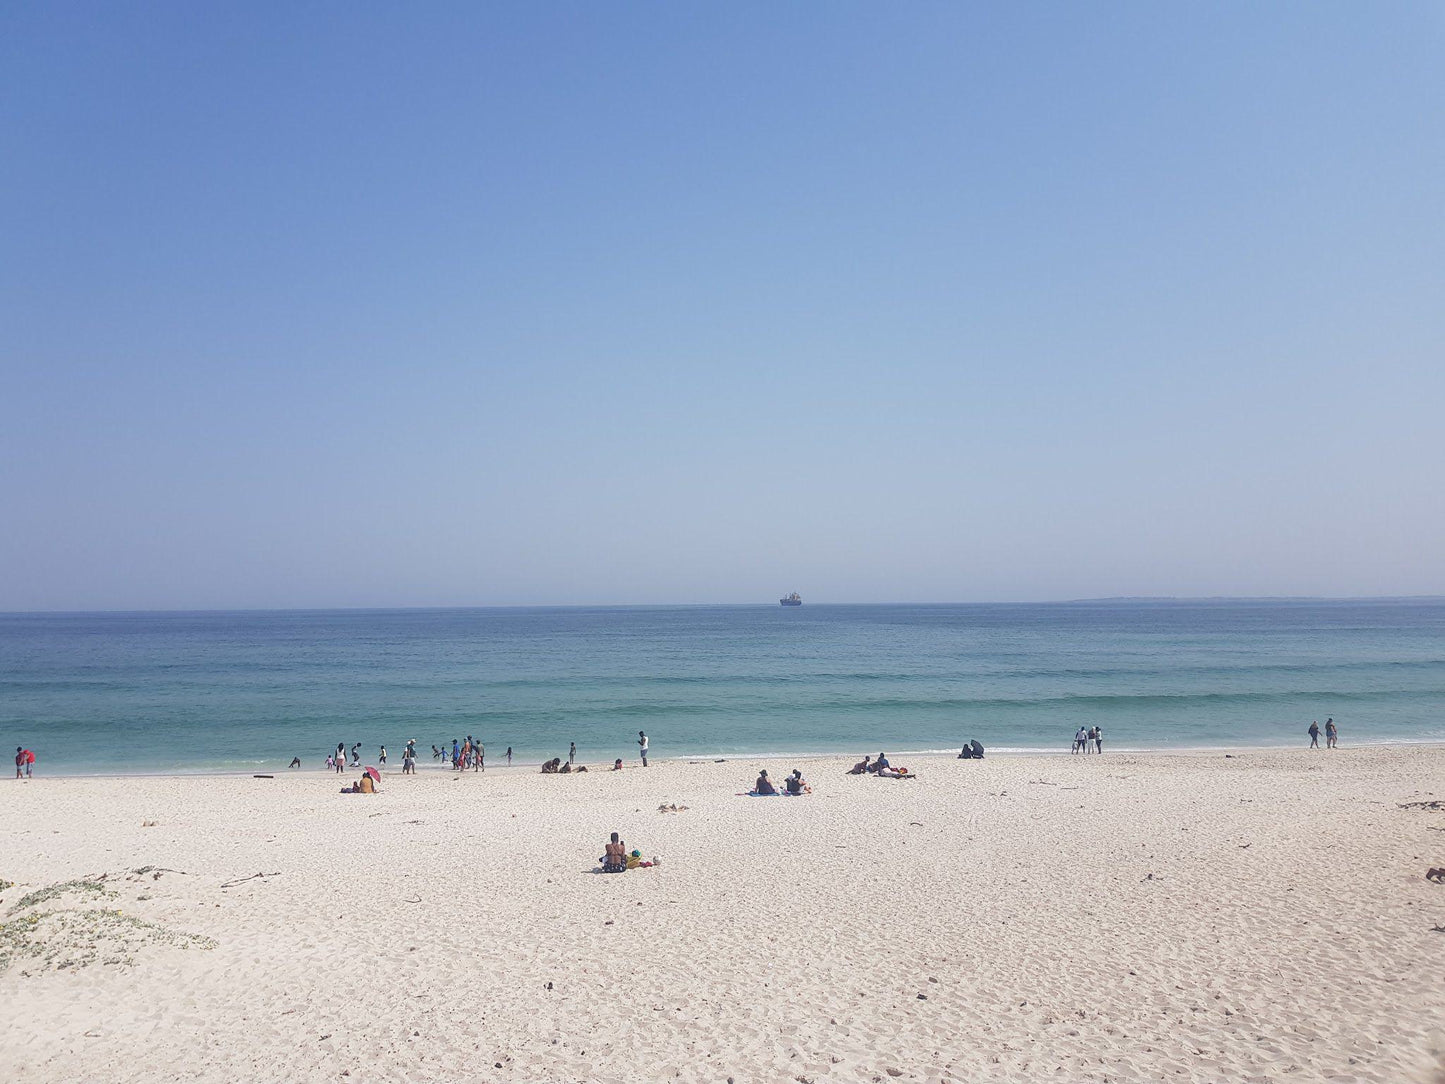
[1,600,1443,774]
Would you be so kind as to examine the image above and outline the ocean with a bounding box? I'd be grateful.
[2,600,1442,774]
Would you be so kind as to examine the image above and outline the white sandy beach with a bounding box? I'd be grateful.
[2,746,1443,1083]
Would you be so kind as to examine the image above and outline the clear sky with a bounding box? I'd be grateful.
[2,3,1442,610]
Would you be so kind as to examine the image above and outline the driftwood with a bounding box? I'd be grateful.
[220,871,281,889]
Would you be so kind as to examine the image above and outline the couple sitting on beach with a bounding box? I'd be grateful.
[750,768,810,796]
[846,753,914,779]
[340,774,376,794]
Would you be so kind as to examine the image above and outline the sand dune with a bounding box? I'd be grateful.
[2,746,1443,1082]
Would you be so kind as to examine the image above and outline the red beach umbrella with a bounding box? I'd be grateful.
[364,766,381,783]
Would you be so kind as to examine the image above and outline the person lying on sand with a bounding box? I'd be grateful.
[846,755,872,775]
[754,770,778,795]
[876,764,914,779]
[602,832,628,872]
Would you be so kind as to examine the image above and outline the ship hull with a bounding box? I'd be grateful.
[779,599,802,606]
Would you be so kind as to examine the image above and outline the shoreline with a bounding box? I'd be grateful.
[13,736,1445,780]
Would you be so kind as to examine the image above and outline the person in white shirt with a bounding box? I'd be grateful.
[638,731,649,766]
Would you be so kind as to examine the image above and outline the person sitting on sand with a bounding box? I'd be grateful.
[613,758,623,771]
[846,755,871,775]
[602,831,628,872]
[754,769,778,795]
[785,768,809,795]
[541,758,561,774]
[559,760,572,774]
[868,753,890,774]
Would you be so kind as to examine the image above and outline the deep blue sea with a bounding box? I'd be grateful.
[2,600,1443,774]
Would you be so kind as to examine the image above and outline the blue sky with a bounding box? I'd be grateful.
[3,3,1442,609]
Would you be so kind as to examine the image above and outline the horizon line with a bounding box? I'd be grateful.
[3,594,1445,617]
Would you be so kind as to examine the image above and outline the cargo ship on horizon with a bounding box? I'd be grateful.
[779,592,802,606]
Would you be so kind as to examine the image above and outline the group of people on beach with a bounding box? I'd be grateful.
[1071,727,1105,754]
[1308,718,1339,748]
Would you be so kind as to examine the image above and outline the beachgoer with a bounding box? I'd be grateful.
[289,756,301,769]
[1308,721,1320,748]
[785,768,808,795]
[638,731,649,767]
[1325,718,1337,749]
[506,747,513,765]
[475,741,484,772]
[336,743,346,774]
[1073,727,1087,754]
[602,832,627,872]
[541,758,561,774]
[402,748,415,774]
[379,745,387,766]
[350,743,361,766]
[613,758,623,771]
[847,755,871,775]
[754,769,777,795]
[569,741,576,766]
[873,753,890,773]
[14,747,23,780]
[559,760,572,774]
[1093,727,1103,754]
[451,739,460,766]
[432,744,441,760]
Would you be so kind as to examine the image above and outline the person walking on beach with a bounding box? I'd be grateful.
[569,741,576,766]
[475,741,484,771]
[638,731,649,767]
[402,745,415,774]
[379,745,387,766]
[1308,721,1320,748]
[1325,718,1338,749]
[506,746,512,765]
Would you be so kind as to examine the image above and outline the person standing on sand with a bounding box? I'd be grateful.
[336,743,346,774]
[475,741,484,772]
[1073,727,1087,754]
[379,745,387,766]
[638,731,649,766]
[1325,718,1338,749]
[569,741,576,766]
[1094,726,1104,754]
[1308,721,1320,748]
[14,747,24,779]
[506,747,512,765]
